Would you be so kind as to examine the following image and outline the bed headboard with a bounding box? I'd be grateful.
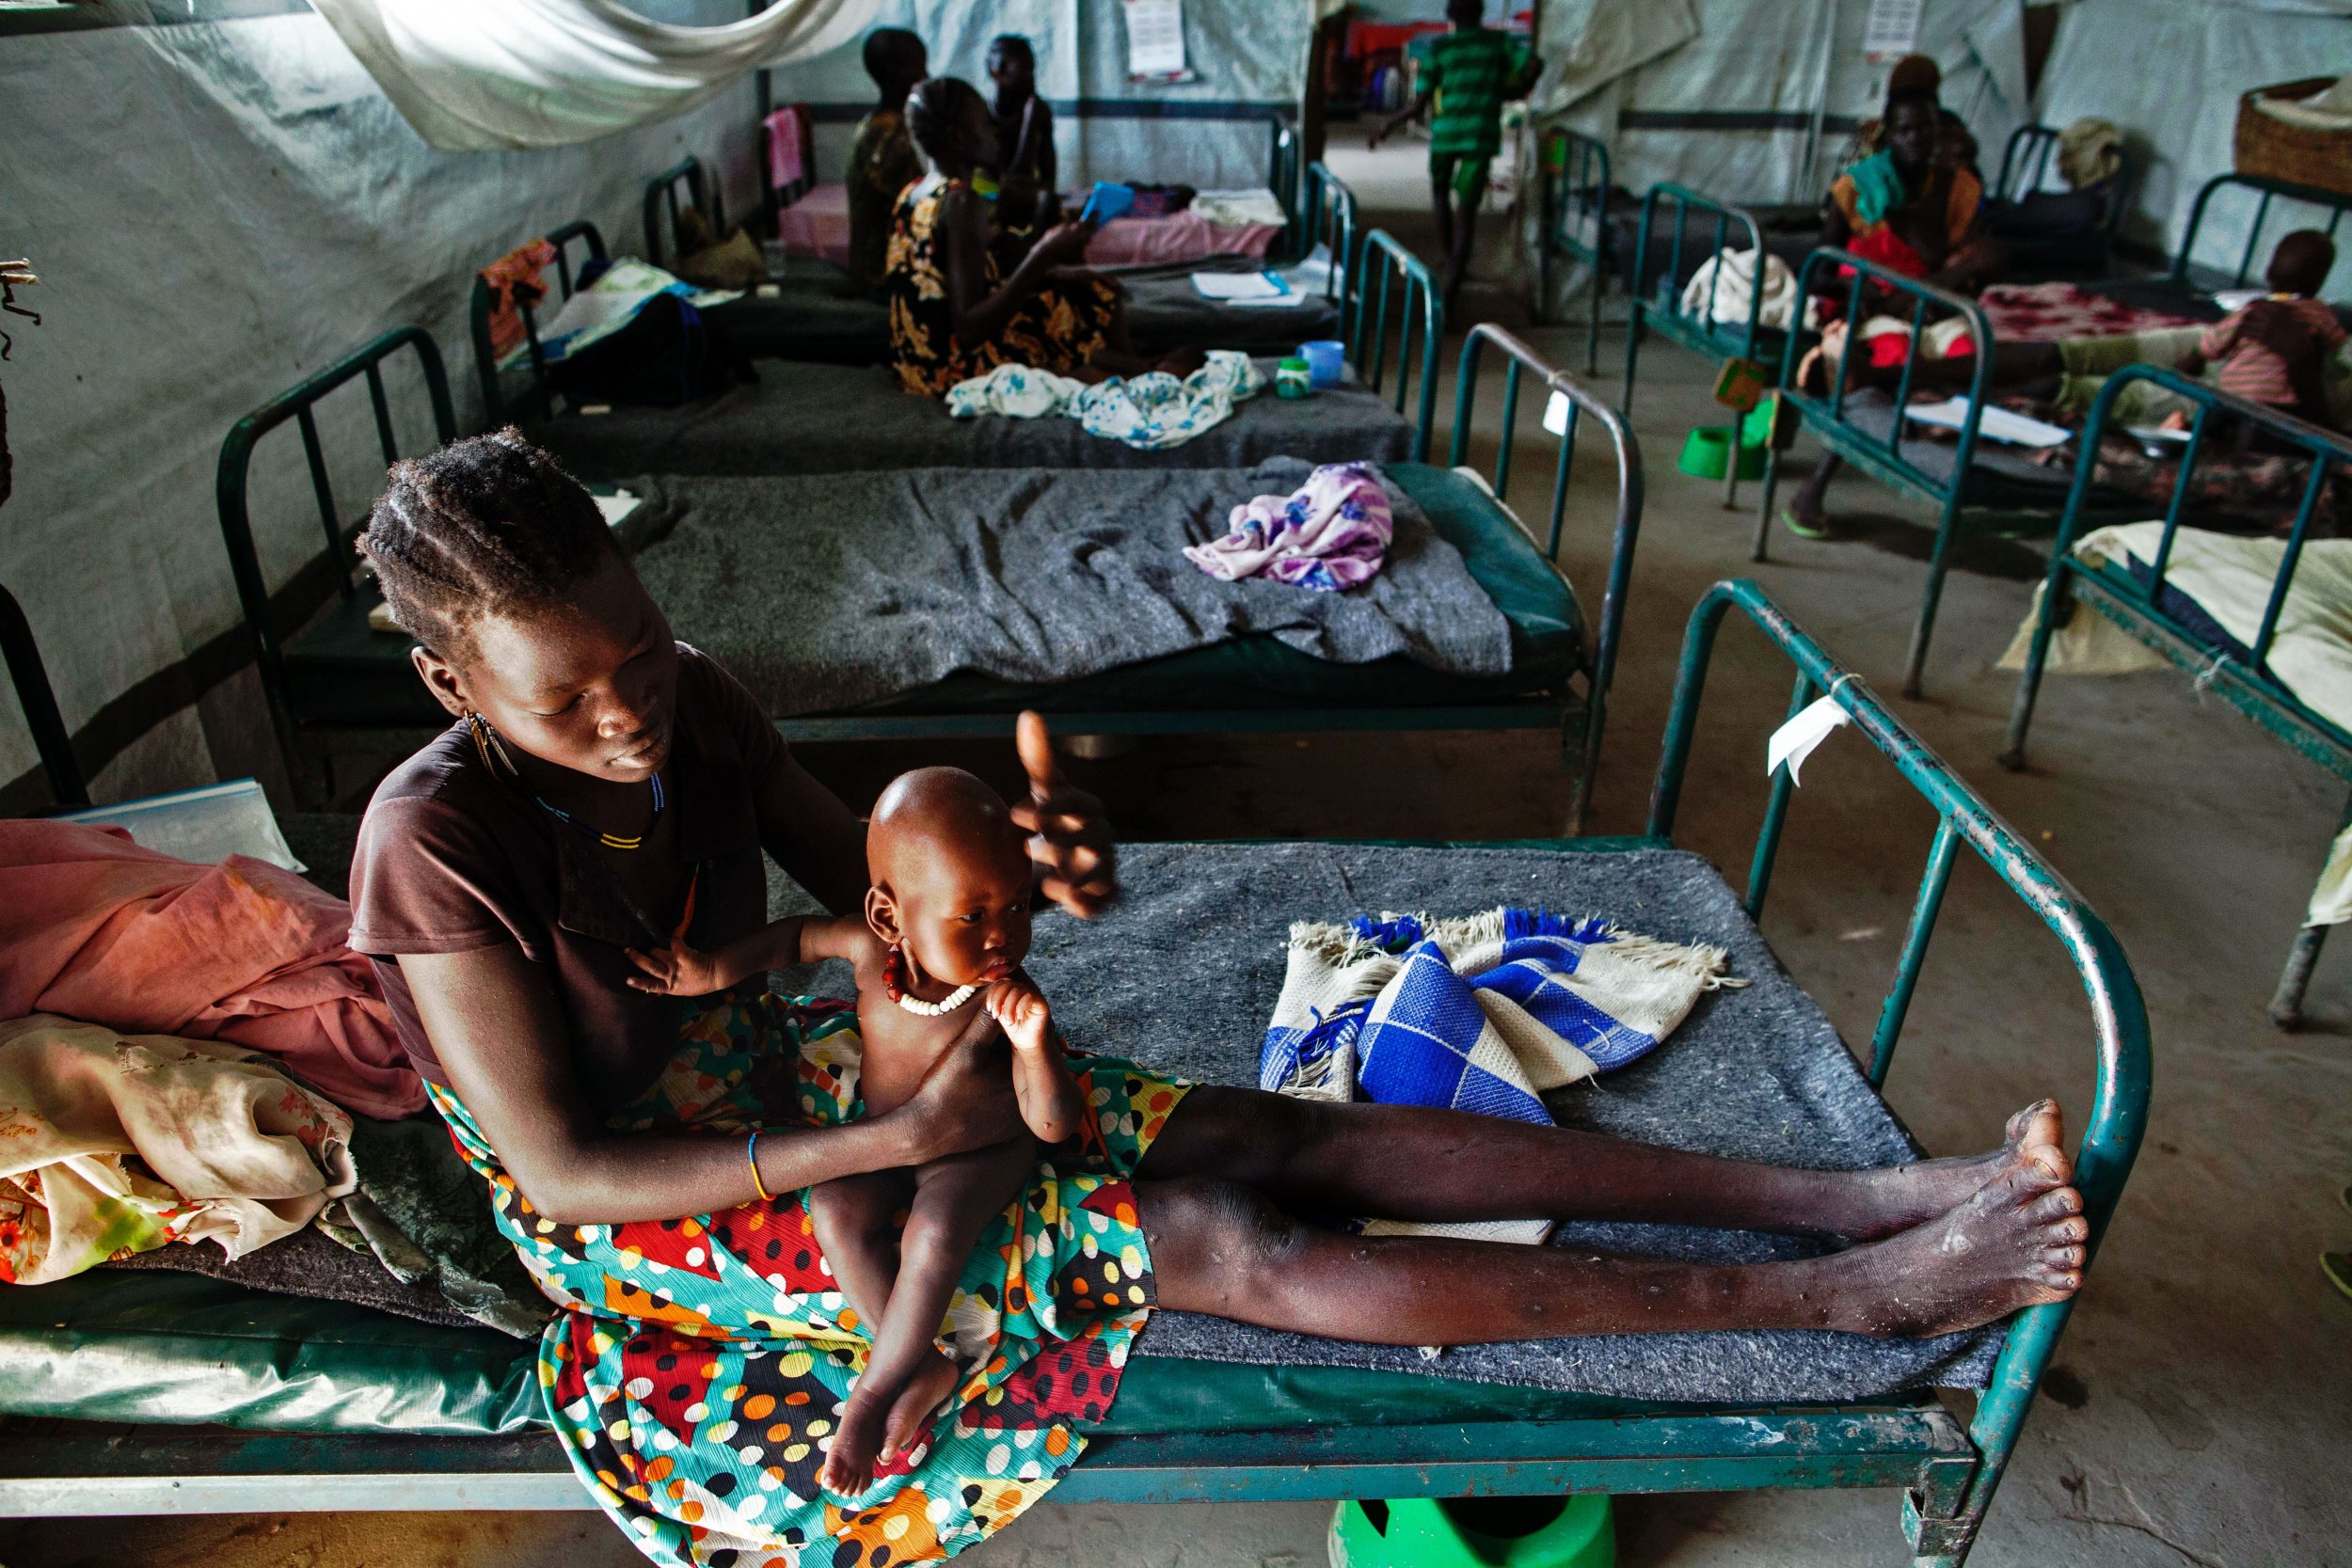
[468,220,610,426]
[1993,122,2137,248]
[1628,183,1771,356]
[2169,170,2352,296]
[1298,162,1357,304]
[644,155,722,271]
[1349,230,1442,463]
[217,327,457,757]
[0,583,87,809]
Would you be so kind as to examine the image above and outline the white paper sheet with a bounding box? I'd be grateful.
[1125,0,1188,79]
[1862,0,1923,62]
[60,779,306,873]
[1905,396,2074,449]
[1191,270,1288,300]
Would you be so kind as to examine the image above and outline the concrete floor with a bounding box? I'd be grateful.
[15,131,2350,1568]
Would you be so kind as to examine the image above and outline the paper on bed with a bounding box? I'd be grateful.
[1904,396,2074,448]
[59,780,305,873]
[1191,270,1288,301]
[631,461,1514,716]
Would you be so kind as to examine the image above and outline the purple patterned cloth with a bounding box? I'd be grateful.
[1184,461,1394,593]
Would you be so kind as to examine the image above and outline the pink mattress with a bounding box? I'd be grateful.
[774,184,1280,270]
[775,182,850,265]
[1086,212,1279,266]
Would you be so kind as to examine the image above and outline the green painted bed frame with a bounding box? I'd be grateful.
[1535,127,1613,375]
[0,579,2151,1566]
[1751,248,2003,698]
[1618,182,1775,512]
[1999,361,2352,1029]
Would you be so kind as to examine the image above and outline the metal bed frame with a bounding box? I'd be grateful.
[643,153,726,271]
[1352,229,1444,463]
[1752,247,2002,697]
[468,218,608,427]
[1535,127,1613,375]
[0,578,2150,1568]
[1988,123,2137,280]
[1620,183,1775,511]
[216,327,458,807]
[2137,169,2352,299]
[0,582,87,809]
[1298,157,1359,304]
[1999,363,2352,1028]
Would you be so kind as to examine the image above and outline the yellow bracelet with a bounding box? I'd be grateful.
[746,1132,773,1203]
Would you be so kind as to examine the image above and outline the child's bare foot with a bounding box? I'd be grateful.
[878,1352,961,1465]
[819,1387,891,1497]
[1825,1160,2090,1338]
[1841,1100,2072,1241]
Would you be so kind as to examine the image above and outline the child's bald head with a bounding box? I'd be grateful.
[866,768,1036,988]
[2270,230,2337,297]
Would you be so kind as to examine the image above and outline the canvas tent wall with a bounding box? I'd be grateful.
[1529,0,2352,301]
[754,0,1311,195]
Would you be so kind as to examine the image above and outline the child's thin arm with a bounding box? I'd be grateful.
[627,913,862,996]
[987,977,1085,1144]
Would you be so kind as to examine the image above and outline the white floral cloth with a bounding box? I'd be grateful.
[946,350,1265,450]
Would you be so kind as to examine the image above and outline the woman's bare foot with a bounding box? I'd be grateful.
[1824,1160,2089,1338]
[1838,1100,2073,1241]
[877,1352,961,1465]
[821,1349,961,1495]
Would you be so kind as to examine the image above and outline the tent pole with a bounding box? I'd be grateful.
[1798,0,1840,203]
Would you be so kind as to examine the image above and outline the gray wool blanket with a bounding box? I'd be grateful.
[772,841,2004,1402]
[631,460,1513,717]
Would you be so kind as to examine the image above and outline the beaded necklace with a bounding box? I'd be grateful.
[468,714,665,851]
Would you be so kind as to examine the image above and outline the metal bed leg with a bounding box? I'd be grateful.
[1722,415,1742,511]
[1901,498,1968,698]
[2272,785,2352,1028]
[1584,262,1603,377]
[2270,923,2328,1031]
[1620,307,1642,416]
[1750,447,1781,563]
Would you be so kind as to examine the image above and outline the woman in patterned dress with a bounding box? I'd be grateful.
[346,433,2093,1568]
[883,77,1201,396]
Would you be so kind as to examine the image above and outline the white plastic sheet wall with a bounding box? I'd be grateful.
[0,3,766,803]
[756,0,1311,194]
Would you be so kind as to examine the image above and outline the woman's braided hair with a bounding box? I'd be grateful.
[358,428,617,660]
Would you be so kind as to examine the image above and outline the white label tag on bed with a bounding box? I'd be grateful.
[1542,389,1571,436]
[1767,691,1851,785]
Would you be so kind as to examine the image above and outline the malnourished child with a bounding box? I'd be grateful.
[628,766,1084,1496]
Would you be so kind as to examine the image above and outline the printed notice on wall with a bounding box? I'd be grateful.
[1125,0,1193,83]
[1862,0,1924,63]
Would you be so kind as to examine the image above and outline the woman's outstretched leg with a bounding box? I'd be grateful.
[1139,1161,2088,1344]
[1140,1087,2071,1243]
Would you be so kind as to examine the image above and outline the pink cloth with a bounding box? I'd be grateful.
[1185,462,1393,592]
[765,104,811,192]
[1085,212,1279,267]
[774,181,850,264]
[0,821,421,1119]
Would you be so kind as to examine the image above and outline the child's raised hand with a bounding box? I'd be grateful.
[984,974,1055,1055]
[626,939,735,996]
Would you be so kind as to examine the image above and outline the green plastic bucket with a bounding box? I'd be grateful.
[1329,1496,1615,1568]
[1677,423,1768,482]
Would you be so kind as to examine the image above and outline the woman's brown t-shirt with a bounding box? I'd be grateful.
[348,645,786,1116]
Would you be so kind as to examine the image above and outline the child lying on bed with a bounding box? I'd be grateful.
[625,766,1083,1497]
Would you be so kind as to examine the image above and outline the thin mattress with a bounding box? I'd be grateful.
[522,359,1415,481]
[706,264,1343,364]
[0,838,2000,1442]
[1828,387,2084,508]
[272,464,1576,731]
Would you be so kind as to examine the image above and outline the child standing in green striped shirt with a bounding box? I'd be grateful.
[1370,0,1538,311]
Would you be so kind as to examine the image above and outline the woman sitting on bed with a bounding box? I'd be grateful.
[349,432,2090,1568]
[884,76,1200,397]
[1783,85,2006,538]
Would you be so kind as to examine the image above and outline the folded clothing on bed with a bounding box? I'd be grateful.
[0,820,421,1117]
[1185,461,1392,591]
[0,1014,355,1286]
[630,459,1514,716]
[946,349,1264,450]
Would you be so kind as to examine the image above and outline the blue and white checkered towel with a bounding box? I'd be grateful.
[1260,908,1734,1123]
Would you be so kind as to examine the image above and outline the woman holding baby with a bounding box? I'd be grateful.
[350,432,2090,1568]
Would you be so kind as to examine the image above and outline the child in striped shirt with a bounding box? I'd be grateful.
[2179,230,2344,430]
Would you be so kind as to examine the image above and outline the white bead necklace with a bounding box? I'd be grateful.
[895,983,979,1018]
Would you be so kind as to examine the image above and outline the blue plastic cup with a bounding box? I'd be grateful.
[1300,339,1345,389]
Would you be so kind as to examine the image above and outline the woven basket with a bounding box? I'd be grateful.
[2235,77,2352,196]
